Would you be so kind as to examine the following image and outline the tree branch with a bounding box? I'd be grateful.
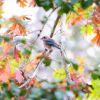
[50,15,61,38]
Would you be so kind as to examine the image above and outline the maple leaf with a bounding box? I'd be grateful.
[68,15,83,27]
[17,0,27,8]
[91,28,100,46]
[91,33,100,46]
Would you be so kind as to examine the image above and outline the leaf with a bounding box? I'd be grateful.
[17,0,27,8]
[81,24,93,35]
[91,67,100,80]
[58,3,73,15]
[54,0,63,6]
[80,0,93,9]
[71,0,78,4]
[13,47,21,62]
[53,68,66,80]
[43,58,51,67]
[36,0,53,11]
[22,48,31,55]
[19,89,27,96]
[6,90,14,98]
[10,59,19,73]
[91,33,100,46]
[90,79,100,99]
[71,62,79,70]
[68,15,83,27]
[7,16,27,36]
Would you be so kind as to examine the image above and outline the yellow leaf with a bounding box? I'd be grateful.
[53,68,66,80]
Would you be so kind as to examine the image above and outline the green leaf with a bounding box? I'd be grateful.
[6,90,14,98]
[19,89,27,96]
[73,3,81,11]
[91,68,100,80]
[0,36,11,42]
[36,0,53,11]
[80,0,93,9]
[22,48,31,55]
[43,58,51,66]
[71,0,78,4]
[54,0,63,6]
[72,62,78,70]
[41,16,48,24]
[91,73,100,80]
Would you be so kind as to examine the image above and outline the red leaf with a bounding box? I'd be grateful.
[14,47,21,62]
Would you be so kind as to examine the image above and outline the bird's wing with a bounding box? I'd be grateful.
[46,39,56,46]
[46,39,60,49]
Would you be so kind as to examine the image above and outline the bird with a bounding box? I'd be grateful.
[41,36,61,50]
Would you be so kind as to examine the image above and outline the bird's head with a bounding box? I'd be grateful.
[41,36,49,41]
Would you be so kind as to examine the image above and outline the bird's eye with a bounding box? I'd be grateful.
[43,37,46,39]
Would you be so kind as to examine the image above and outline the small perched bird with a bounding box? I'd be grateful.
[41,36,61,50]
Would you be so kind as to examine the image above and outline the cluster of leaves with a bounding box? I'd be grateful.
[0,79,93,100]
[17,0,36,7]
[36,0,94,14]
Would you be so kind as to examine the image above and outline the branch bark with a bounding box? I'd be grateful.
[50,15,61,38]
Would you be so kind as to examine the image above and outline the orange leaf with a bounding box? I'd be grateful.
[17,0,27,7]
[91,33,100,46]
[68,15,83,27]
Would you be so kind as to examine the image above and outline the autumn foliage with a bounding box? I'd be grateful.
[0,0,100,100]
